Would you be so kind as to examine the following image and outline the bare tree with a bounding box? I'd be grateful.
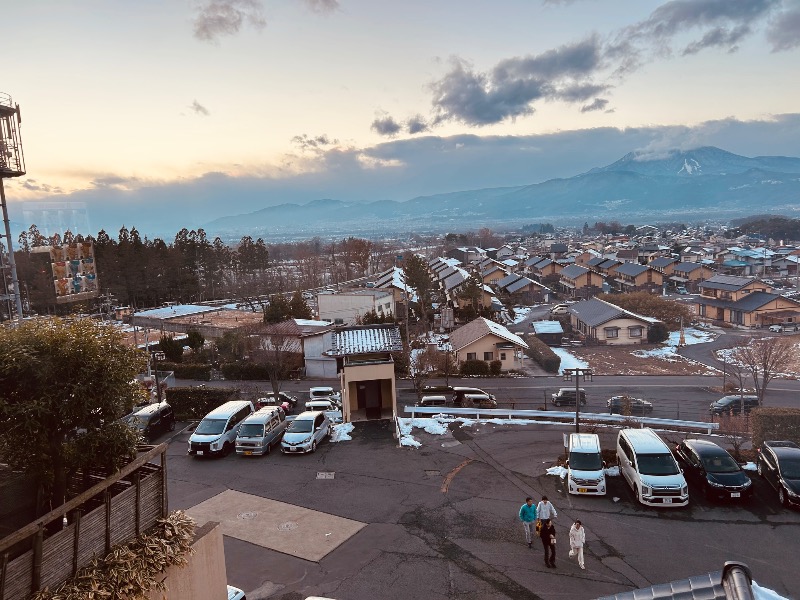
[409,346,438,401]
[728,337,798,405]
[248,324,304,398]
[717,412,751,462]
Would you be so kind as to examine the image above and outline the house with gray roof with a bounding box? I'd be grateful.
[558,264,604,299]
[649,256,678,276]
[568,297,660,345]
[696,276,800,327]
[612,262,663,294]
[449,317,528,371]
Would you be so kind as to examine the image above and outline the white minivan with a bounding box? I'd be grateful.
[617,428,689,507]
[566,433,606,496]
[188,400,254,457]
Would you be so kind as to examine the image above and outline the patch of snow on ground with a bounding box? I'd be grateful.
[753,581,791,600]
[604,466,620,476]
[552,347,589,373]
[547,466,567,478]
[511,306,532,324]
[397,417,450,447]
[633,327,715,359]
[742,462,757,472]
[330,422,354,442]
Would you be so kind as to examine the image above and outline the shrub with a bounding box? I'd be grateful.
[220,361,271,380]
[647,322,669,343]
[489,359,502,376]
[524,336,561,373]
[165,386,240,420]
[460,359,490,376]
[751,407,800,449]
[157,361,212,381]
[158,335,184,362]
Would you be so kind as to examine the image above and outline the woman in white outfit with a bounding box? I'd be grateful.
[569,520,586,569]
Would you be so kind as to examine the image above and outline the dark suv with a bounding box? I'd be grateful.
[452,387,496,407]
[125,401,175,442]
[757,440,800,508]
[709,395,759,416]
[551,388,587,407]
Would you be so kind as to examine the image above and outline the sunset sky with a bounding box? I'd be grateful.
[4,0,800,235]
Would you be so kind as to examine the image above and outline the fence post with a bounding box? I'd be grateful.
[161,449,169,517]
[1,550,8,598]
[72,509,82,576]
[31,524,43,592]
[104,489,112,554]
[135,471,141,535]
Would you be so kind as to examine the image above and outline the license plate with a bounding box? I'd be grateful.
[244,451,252,456]
[731,492,740,498]
[196,451,204,456]
[663,498,672,504]
[578,488,588,493]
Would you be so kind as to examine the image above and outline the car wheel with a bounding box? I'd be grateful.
[222,442,232,456]
[757,460,763,477]
[265,442,271,455]
[779,487,789,507]
[311,441,317,453]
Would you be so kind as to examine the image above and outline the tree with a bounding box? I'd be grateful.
[264,294,291,324]
[457,276,483,312]
[403,254,434,336]
[186,329,205,353]
[599,292,692,331]
[159,334,185,362]
[248,325,303,398]
[289,291,313,320]
[728,338,799,405]
[0,318,146,512]
[409,347,437,401]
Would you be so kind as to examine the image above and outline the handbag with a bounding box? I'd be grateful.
[535,520,542,534]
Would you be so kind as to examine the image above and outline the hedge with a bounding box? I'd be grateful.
[165,386,240,420]
[460,359,490,376]
[751,407,800,448]
[489,359,502,376]
[220,362,271,380]
[524,336,561,373]
[158,361,212,381]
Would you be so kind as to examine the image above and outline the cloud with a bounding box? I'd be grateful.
[766,5,800,51]
[303,0,340,14]
[190,100,210,116]
[371,114,402,136]
[291,133,339,151]
[580,98,609,113]
[681,24,751,54]
[91,175,140,191]
[193,0,266,42]
[406,115,430,134]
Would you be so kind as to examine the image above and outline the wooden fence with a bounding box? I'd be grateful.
[0,444,168,600]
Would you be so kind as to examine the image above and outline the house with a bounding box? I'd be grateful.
[558,264,604,299]
[568,297,660,345]
[612,263,663,294]
[614,248,639,263]
[481,263,510,285]
[670,262,716,292]
[449,317,528,371]
[696,274,800,327]
[531,320,564,346]
[527,257,563,282]
[325,324,404,422]
[374,266,414,316]
[649,256,678,276]
[446,246,486,264]
[317,290,394,325]
[496,273,551,304]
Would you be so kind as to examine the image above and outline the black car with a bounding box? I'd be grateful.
[125,401,175,442]
[757,440,800,508]
[607,396,653,415]
[675,439,752,501]
[708,395,759,416]
[257,392,299,410]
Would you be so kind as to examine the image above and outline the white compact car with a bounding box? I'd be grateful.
[281,411,330,454]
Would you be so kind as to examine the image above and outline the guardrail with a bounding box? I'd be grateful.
[402,406,719,434]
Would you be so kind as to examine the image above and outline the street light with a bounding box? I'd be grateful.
[562,367,593,433]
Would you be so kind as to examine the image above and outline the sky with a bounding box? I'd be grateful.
[4,0,800,237]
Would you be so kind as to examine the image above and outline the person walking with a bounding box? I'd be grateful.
[539,518,557,568]
[518,497,537,548]
[569,520,586,570]
[536,496,557,522]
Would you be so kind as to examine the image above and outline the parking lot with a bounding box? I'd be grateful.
[161,415,800,600]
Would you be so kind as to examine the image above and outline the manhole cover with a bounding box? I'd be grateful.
[237,511,258,520]
[278,521,298,531]
[316,471,335,479]
[425,470,441,477]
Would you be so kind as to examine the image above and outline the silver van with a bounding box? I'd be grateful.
[236,407,288,456]
[188,400,254,457]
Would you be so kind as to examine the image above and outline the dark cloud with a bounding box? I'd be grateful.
[682,24,751,54]
[193,0,266,42]
[303,0,340,14]
[406,115,429,135]
[766,6,800,51]
[291,133,339,151]
[580,98,609,113]
[18,179,63,193]
[371,115,402,136]
[190,100,210,116]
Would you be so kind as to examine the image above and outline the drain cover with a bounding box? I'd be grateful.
[316,471,335,479]
[425,470,441,477]
[237,511,258,520]
[278,521,298,531]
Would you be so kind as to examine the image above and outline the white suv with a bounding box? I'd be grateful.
[617,428,688,507]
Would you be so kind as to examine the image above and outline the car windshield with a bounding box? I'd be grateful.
[238,424,264,437]
[702,454,740,473]
[126,416,148,430]
[287,419,313,433]
[195,418,226,435]
[311,390,333,397]
[569,452,603,471]
[780,457,800,479]
[637,453,680,475]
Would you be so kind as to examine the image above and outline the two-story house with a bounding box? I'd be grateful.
[558,264,604,299]
[612,263,664,294]
[569,297,660,345]
[696,274,800,327]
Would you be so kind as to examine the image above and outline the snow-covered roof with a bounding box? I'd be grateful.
[449,317,528,352]
[133,304,219,319]
[532,320,564,334]
[327,325,403,356]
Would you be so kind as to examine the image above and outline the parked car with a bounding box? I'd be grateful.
[309,386,341,404]
[768,324,787,333]
[124,401,176,442]
[708,395,760,416]
[675,286,689,295]
[188,400,254,457]
[675,439,752,501]
[617,428,689,507]
[281,410,330,454]
[257,392,299,409]
[417,395,449,407]
[235,407,288,456]
[549,304,570,315]
[305,399,343,423]
[452,386,496,407]
[566,433,606,496]
[551,388,587,407]
[227,585,246,600]
[462,393,498,409]
[607,396,653,415]
[757,440,800,507]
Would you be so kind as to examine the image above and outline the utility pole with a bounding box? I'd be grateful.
[562,367,593,433]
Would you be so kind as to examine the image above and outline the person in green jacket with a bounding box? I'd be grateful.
[518,497,538,548]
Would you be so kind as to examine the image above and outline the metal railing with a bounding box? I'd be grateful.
[402,406,719,434]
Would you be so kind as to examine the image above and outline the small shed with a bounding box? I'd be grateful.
[531,320,564,346]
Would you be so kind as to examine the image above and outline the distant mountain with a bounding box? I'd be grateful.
[205,146,800,237]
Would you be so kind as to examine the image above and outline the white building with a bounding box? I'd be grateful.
[317,290,394,325]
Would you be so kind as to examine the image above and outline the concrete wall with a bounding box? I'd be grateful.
[148,521,227,600]
[303,332,338,379]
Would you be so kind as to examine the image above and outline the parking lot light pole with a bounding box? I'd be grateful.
[562,367,593,433]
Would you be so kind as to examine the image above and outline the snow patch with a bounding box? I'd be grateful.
[742,462,757,472]
[552,347,589,373]
[633,327,715,359]
[330,422,354,443]
[547,466,567,478]
[753,581,791,600]
[604,465,620,477]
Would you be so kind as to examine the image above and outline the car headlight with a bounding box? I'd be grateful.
[211,441,220,450]
[742,478,752,488]
[682,485,688,495]
[706,478,725,488]
[302,436,313,444]
[641,485,652,496]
